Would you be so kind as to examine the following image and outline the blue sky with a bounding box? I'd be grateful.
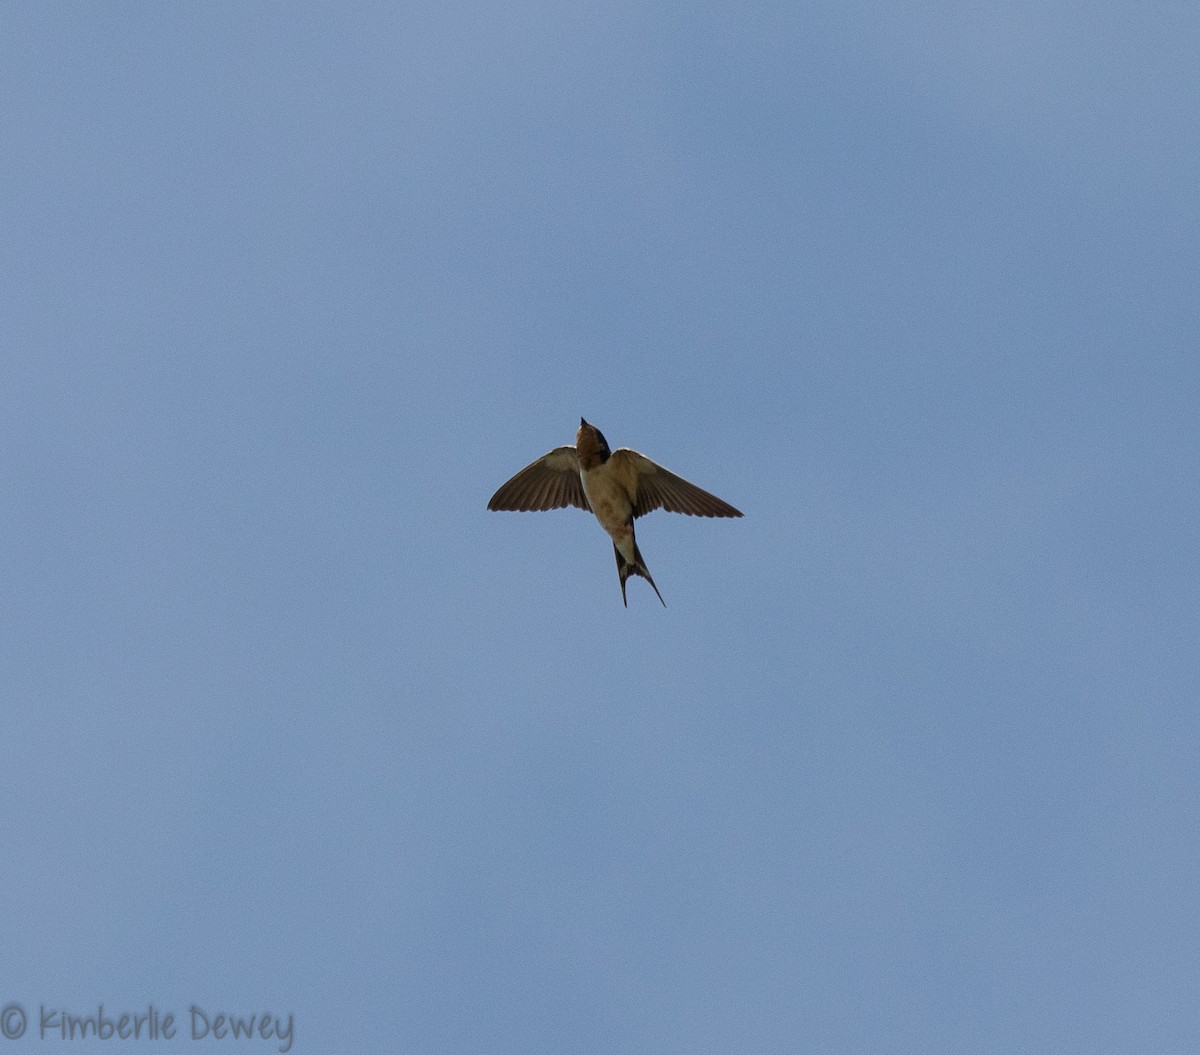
[3,3,1197,1053]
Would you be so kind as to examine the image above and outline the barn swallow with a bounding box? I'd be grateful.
[488,419,743,606]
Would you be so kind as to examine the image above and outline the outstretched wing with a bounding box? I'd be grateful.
[612,449,743,519]
[487,447,590,512]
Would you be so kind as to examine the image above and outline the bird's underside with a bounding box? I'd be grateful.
[488,420,742,605]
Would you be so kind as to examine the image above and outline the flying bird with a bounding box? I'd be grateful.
[488,418,743,606]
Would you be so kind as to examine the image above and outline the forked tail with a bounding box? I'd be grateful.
[614,541,666,607]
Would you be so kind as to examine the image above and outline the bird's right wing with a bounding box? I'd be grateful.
[487,447,590,512]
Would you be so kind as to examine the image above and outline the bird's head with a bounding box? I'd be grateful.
[576,418,611,465]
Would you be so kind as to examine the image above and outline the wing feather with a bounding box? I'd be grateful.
[611,449,743,519]
[487,447,590,512]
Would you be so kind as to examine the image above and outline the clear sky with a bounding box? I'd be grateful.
[3,4,1198,1053]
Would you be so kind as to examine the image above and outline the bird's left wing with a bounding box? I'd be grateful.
[487,447,590,512]
[613,449,743,519]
